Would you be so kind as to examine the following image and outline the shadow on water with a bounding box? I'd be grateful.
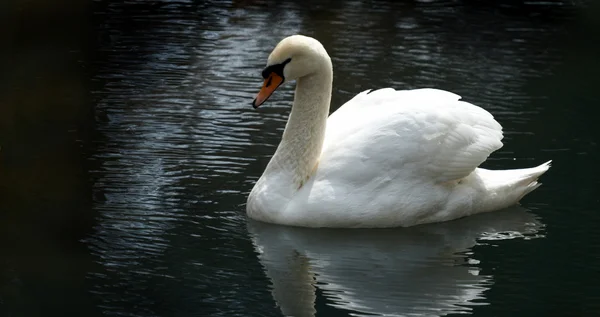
[249,206,545,317]
[1,0,600,316]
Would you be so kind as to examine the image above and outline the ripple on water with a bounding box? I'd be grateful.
[87,0,574,316]
[88,1,289,315]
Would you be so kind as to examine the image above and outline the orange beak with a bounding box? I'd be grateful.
[252,73,284,108]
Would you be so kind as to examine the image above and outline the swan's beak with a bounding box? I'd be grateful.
[252,73,284,108]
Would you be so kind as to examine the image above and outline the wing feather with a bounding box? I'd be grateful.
[321,88,503,183]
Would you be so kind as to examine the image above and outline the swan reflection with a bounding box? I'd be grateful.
[248,207,544,317]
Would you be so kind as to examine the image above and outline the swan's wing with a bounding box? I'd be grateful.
[322,88,503,183]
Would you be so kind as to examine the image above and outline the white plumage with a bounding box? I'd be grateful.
[325,88,503,184]
[247,35,550,228]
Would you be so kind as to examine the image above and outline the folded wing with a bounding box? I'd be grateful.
[321,88,504,183]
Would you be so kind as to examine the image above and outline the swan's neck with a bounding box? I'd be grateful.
[266,69,332,188]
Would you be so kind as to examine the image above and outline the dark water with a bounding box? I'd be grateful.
[2,0,600,316]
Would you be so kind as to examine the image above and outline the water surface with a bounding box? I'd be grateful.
[2,0,600,316]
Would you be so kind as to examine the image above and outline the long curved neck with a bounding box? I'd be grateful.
[266,68,333,188]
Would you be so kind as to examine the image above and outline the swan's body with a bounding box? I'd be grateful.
[247,35,550,228]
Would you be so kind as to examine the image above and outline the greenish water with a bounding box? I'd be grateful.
[1,0,599,316]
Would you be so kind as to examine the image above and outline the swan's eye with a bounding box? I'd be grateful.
[261,58,292,79]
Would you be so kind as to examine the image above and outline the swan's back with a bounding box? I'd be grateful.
[322,88,503,183]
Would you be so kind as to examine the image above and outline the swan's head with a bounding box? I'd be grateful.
[252,35,331,108]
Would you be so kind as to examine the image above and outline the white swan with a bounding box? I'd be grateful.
[247,35,550,228]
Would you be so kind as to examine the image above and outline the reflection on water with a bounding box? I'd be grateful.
[3,0,600,316]
[83,0,600,316]
[249,207,543,317]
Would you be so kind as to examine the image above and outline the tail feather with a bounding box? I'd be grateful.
[476,160,551,211]
[514,160,551,201]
